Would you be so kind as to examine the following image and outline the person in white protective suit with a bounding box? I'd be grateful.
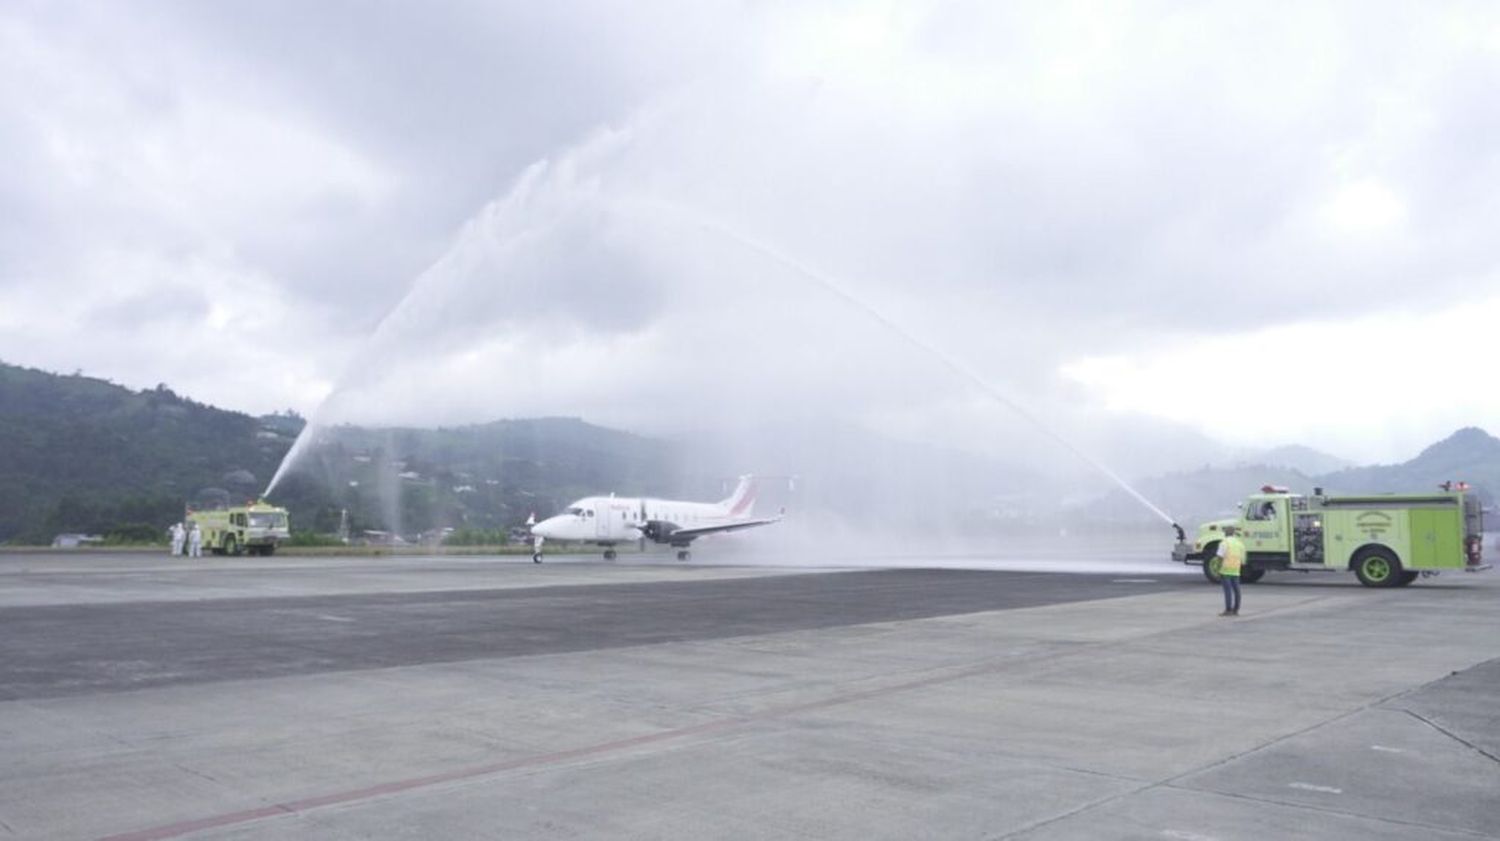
[169,522,185,556]
[188,522,203,558]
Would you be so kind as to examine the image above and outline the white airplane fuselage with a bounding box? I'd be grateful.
[529,476,775,561]
[531,496,741,545]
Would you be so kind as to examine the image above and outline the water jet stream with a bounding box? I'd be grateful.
[617,197,1181,530]
[265,185,1180,537]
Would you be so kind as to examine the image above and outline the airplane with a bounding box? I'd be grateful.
[528,475,780,562]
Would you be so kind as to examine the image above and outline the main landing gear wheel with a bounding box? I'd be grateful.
[603,549,617,561]
[532,552,542,564]
[676,550,691,562]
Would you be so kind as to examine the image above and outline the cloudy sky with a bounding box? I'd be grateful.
[3,1,1499,471]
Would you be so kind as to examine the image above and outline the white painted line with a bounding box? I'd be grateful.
[1288,782,1343,794]
[315,614,356,623]
[1161,830,1220,841]
[1112,578,1158,583]
[1370,745,1404,753]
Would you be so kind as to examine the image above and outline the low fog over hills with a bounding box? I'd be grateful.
[6,361,1497,546]
[1104,428,1500,530]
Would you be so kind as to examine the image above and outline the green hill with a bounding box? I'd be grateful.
[0,361,684,544]
[0,362,297,543]
[1094,427,1500,529]
[1318,427,1500,500]
[7,359,1494,545]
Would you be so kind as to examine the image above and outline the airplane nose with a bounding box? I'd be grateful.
[530,517,560,539]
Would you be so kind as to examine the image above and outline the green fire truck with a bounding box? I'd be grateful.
[1173,484,1487,587]
[187,500,291,556]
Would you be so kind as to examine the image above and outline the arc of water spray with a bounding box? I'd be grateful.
[615,197,1181,530]
[265,182,1181,534]
[262,202,559,499]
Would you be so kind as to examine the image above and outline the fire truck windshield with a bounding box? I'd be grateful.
[248,512,287,529]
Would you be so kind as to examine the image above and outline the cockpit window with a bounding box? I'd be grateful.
[567,507,584,517]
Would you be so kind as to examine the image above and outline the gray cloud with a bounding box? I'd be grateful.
[3,1,1499,468]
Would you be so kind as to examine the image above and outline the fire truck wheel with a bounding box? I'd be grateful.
[1396,570,1419,587]
[1240,567,1266,584]
[1200,544,1222,583]
[1353,548,1402,587]
[225,536,240,557]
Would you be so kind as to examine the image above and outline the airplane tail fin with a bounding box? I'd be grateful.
[720,475,757,517]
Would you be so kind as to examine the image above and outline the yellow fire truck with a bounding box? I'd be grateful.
[187,500,291,556]
[1174,484,1487,587]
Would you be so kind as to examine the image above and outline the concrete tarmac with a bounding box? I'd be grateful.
[0,551,1496,840]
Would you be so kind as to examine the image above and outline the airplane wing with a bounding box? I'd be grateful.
[636,516,781,544]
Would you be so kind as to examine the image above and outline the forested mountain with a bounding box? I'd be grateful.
[1241,444,1354,476]
[1318,427,1500,496]
[0,362,679,544]
[0,362,1035,544]
[1099,427,1500,528]
[0,363,295,543]
[4,360,1494,544]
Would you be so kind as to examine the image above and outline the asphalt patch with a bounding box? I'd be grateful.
[0,568,1191,700]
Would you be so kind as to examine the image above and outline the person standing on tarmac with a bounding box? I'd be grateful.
[188,523,203,558]
[1216,525,1245,616]
[169,522,185,556]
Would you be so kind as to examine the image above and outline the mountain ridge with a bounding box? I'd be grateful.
[2,359,1492,542]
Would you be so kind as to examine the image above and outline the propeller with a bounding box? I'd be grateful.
[636,520,679,544]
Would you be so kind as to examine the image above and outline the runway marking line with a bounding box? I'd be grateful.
[97,661,998,841]
[1287,781,1343,794]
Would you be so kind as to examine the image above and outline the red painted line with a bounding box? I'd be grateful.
[98,663,994,841]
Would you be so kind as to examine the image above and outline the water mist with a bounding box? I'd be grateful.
[263,182,1182,543]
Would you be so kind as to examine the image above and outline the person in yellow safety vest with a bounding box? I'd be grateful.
[1216,525,1245,616]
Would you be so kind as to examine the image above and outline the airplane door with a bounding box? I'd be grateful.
[597,505,611,540]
